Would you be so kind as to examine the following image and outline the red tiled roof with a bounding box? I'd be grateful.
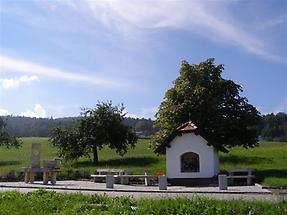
[154,121,199,154]
[154,121,228,154]
[177,121,198,132]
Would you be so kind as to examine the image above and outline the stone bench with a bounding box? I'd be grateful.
[90,175,107,179]
[227,168,255,185]
[91,174,157,185]
[21,167,60,185]
[21,143,64,185]
[116,175,157,185]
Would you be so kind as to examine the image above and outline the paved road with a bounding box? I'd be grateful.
[0,181,286,202]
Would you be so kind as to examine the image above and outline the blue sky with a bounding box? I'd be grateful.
[0,0,286,119]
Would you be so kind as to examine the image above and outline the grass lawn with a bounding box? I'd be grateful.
[0,137,286,186]
[220,141,287,186]
[0,190,286,214]
[0,137,165,176]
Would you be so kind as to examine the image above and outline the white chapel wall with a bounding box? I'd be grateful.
[166,133,218,178]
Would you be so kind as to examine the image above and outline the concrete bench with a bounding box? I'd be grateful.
[91,174,129,185]
[227,175,255,179]
[92,169,130,184]
[91,175,165,189]
[95,169,129,175]
[115,175,157,185]
[21,144,64,185]
[91,170,126,184]
[91,174,157,185]
[21,167,61,185]
[91,175,107,179]
[228,168,255,185]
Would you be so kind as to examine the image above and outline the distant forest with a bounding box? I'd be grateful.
[259,112,287,142]
[1,116,157,138]
[2,112,287,141]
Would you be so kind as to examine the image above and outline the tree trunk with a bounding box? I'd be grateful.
[93,146,98,164]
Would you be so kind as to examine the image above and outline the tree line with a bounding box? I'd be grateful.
[259,112,287,142]
[1,115,157,138]
[2,111,287,142]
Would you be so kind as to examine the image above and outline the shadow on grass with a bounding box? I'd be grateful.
[220,154,272,165]
[0,160,21,167]
[73,156,160,168]
[255,169,287,181]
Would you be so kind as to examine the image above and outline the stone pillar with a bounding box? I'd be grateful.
[120,172,129,185]
[218,174,228,190]
[158,176,167,190]
[51,172,57,185]
[24,172,30,183]
[144,172,150,186]
[30,143,41,168]
[43,172,49,185]
[29,172,36,183]
[247,170,252,185]
[106,176,114,188]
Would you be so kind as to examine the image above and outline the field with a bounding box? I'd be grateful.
[0,137,286,186]
[220,141,287,186]
[0,190,286,214]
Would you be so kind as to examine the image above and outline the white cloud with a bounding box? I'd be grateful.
[141,106,158,119]
[46,104,78,113]
[0,108,11,116]
[125,112,140,119]
[260,14,287,28]
[20,104,47,118]
[45,104,80,117]
[272,102,287,114]
[127,106,158,119]
[78,0,286,64]
[0,55,132,88]
[0,75,39,89]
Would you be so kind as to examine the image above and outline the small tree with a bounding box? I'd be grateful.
[0,117,22,148]
[50,101,138,163]
[152,58,261,152]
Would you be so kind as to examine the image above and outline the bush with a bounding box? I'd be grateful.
[0,169,93,182]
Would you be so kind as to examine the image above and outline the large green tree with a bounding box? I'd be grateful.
[50,102,138,163]
[152,58,261,152]
[0,117,22,148]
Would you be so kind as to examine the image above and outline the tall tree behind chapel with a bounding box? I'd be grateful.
[152,58,261,152]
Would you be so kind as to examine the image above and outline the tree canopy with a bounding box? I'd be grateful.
[0,117,22,148]
[50,102,138,163]
[152,58,261,153]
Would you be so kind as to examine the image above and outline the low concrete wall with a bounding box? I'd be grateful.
[167,177,217,186]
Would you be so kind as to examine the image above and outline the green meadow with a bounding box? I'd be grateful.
[0,137,286,186]
[0,190,286,215]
